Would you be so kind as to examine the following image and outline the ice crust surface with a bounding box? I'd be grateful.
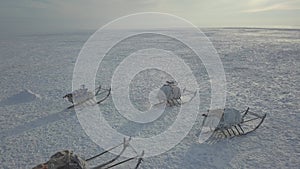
[0,28,299,169]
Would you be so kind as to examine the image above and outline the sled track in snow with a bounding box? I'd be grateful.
[0,108,76,140]
[0,88,111,141]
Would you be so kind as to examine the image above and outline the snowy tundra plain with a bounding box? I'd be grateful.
[0,28,299,169]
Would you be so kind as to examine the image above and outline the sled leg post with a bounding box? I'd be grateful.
[134,151,144,169]
[211,131,217,139]
[234,126,241,135]
[237,124,244,134]
[230,128,237,136]
[221,130,227,138]
[226,129,232,136]
[95,85,102,96]
[242,107,250,119]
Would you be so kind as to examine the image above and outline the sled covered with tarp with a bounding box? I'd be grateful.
[63,85,111,109]
[32,137,144,169]
[155,80,197,107]
[198,107,266,142]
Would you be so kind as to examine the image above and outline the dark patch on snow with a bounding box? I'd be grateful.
[0,89,41,106]
[0,109,75,139]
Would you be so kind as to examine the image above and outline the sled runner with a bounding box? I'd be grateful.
[63,85,111,109]
[199,107,266,142]
[32,137,144,169]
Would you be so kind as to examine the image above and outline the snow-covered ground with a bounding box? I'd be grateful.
[0,28,299,169]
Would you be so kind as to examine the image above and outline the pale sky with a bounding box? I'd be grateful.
[0,0,299,34]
